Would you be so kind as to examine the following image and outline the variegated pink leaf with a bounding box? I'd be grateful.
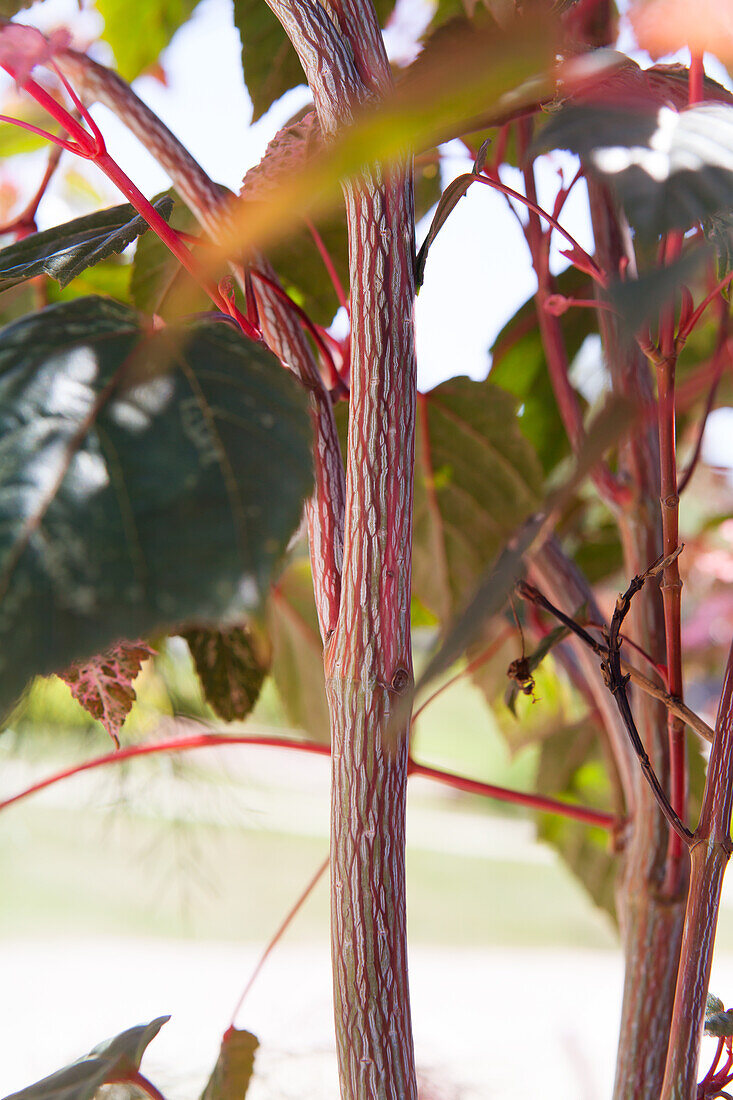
[60,640,155,746]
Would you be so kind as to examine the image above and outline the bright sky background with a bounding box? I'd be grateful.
[5,0,733,473]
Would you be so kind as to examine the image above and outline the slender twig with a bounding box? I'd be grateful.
[517,580,714,744]
[0,728,617,829]
[601,551,693,845]
[229,853,329,1025]
[304,217,349,310]
[407,760,616,830]
[473,172,605,286]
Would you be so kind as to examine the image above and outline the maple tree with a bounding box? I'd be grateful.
[3,1,733,1099]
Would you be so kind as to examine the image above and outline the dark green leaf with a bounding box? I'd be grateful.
[537,102,733,237]
[707,993,725,1019]
[183,625,269,721]
[705,1009,733,1038]
[413,379,542,622]
[0,296,313,717]
[233,0,397,121]
[707,210,733,295]
[200,1028,259,1100]
[606,247,709,335]
[0,198,174,292]
[2,1017,169,1100]
[97,0,199,80]
[267,558,330,743]
[490,267,595,472]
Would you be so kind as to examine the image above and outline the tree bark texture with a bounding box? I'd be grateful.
[262,3,419,1096]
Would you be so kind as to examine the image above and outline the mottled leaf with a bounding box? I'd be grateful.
[2,1017,169,1100]
[0,296,313,717]
[537,102,733,237]
[0,198,174,292]
[412,378,542,623]
[60,640,155,746]
[267,558,329,744]
[200,1028,258,1100]
[96,0,199,80]
[183,625,269,721]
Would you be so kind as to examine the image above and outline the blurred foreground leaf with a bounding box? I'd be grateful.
[200,1028,259,1100]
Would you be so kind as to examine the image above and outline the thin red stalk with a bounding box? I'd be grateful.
[250,267,340,388]
[304,216,349,310]
[95,152,259,339]
[701,1038,726,1090]
[473,173,606,286]
[0,140,63,237]
[229,854,329,1025]
[0,113,80,152]
[0,729,615,830]
[0,68,95,152]
[112,1072,167,1100]
[408,761,616,830]
[689,53,704,105]
[679,272,733,342]
[656,231,687,896]
[517,142,627,507]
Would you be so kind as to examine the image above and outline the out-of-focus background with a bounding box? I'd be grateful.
[2,0,733,1097]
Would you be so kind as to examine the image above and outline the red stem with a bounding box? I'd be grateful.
[250,267,341,389]
[113,1071,167,1100]
[407,761,615,830]
[679,308,730,494]
[656,230,687,896]
[473,173,606,286]
[689,54,704,106]
[0,730,615,829]
[305,217,349,311]
[229,854,329,1025]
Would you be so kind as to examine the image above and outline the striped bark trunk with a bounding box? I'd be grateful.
[325,164,418,1098]
[262,3,420,1095]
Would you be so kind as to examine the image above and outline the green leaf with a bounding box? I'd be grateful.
[130,193,210,318]
[0,198,174,292]
[536,722,617,921]
[412,378,543,622]
[411,396,633,705]
[0,296,313,717]
[233,0,397,121]
[0,95,49,155]
[60,639,155,745]
[96,0,199,80]
[200,1028,259,1100]
[707,993,725,1019]
[705,1009,733,1038]
[183,625,269,721]
[267,558,330,743]
[3,1016,169,1100]
[490,267,595,473]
